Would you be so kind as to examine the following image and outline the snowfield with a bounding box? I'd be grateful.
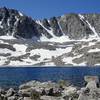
[0,35,99,66]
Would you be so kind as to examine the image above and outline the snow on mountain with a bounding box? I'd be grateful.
[0,37,99,66]
[0,7,100,66]
[78,14,99,38]
[0,36,16,40]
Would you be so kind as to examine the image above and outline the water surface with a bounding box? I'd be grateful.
[0,67,100,88]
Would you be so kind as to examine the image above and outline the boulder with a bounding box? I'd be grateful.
[6,88,15,97]
[78,76,100,100]
[0,94,5,100]
[0,87,5,94]
[41,96,64,100]
[17,97,24,100]
[8,96,17,100]
[62,86,77,96]
[84,76,99,83]
[30,89,41,100]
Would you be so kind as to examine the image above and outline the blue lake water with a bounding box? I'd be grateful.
[0,67,100,88]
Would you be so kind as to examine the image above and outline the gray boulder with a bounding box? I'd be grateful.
[8,96,17,100]
[6,88,15,97]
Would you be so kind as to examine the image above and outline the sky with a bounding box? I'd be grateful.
[0,0,100,19]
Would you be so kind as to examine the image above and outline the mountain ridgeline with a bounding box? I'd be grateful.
[1,7,100,66]
[0,7,100,40]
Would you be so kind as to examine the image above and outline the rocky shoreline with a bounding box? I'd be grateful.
[0,76,100,100]
[0,80,78,100]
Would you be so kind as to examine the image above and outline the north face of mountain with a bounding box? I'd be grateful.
[0,7,100,40]
[0,7,100,66]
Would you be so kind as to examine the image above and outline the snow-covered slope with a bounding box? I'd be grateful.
[0,36,100,66]
[0,7,100,66]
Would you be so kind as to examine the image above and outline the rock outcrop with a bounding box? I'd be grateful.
[0,76,100,100]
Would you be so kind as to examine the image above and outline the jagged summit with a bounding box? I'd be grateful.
[0,7,100,66]
[0,7,100,41]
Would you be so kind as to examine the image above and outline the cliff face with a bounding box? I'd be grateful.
[0,7,100,40]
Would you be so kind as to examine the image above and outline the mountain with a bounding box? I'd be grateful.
[1,7,100,40]
[0,7,100,66]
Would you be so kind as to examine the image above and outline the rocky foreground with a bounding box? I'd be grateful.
[0,76,100,100]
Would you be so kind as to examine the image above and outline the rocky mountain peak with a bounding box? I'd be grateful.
[0,7,100,40]
[0,8,100,66]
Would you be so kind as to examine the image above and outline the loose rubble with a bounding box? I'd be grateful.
[0,76,100,100]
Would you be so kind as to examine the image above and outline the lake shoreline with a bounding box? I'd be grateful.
[0,66,99,68]
[0,78,100,100]
[0,80,82,100]
[0,67,99,88]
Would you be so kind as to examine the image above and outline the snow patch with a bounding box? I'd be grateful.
[78,62,86,66]
[9,61,31,66]
[36,20,55,37]
[0,36,16,40]
[57,20,64,35]
[19,12,23,16]
[94,63,100,66]
[43,62,56,66]
[0,57,7,65]
[63,57,74,65]
[88,42,96,46]
[73,54,84,59]
[63,54,85,65]
[15,16,19,24]
[30,47,72,62]
[0,20,3,29]
[40,35,71,43]
[0,48,13,54]
[88,48,100,53]
[13,44,27,53]
[7,19,10,27]
[63,86,77,96]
